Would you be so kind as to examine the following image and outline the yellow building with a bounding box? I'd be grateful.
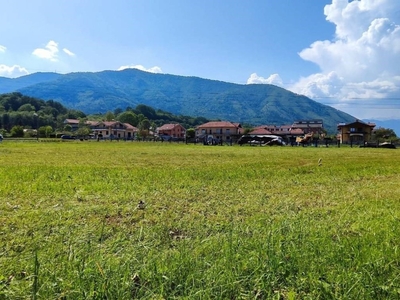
[337,120,375,144]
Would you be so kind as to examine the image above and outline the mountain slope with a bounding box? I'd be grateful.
[10,69,355,132]
[0,72,62,94]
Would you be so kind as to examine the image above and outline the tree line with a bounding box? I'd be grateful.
[0,92,209,137]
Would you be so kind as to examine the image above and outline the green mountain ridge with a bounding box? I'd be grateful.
[1,69,356,132]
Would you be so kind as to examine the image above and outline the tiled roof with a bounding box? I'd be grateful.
[337,119,376,128]
[249,128,272,135]
[124,123,139,131]
[64,119,80,124]
[102,121,118,126]
[196,121,238,128]
[86,120,100,126]
[158,123,183,130]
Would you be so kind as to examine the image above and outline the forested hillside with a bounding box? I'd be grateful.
[0,92,209,134]
[2,69,356,133]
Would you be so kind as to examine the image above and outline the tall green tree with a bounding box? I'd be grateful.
[139,118,151,131]
[105,111,115,121]
[117,111,138,126]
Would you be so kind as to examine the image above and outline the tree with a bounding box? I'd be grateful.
[64,124,72,132]
[137,113,145,124]
[139,118,151,131]
[2,113,10,131]
[105,111,115,121]
[10,125,24,137]
[39,126,53,138]
[372,127,397,141]
[186,128,195,139]
[117,111,138,126]
[76,126,91,138]
[135,104,156,119]
[114,108,123,116]
[138,118,151,140]
[18,104,35,112]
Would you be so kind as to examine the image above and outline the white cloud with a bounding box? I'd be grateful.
[0,45,6,53]
[63,48,75,56]
[118,64,163,73]
[291,0,400,119]
[247,73,283,87]
[0,64,29,78]
[32,40,59,61]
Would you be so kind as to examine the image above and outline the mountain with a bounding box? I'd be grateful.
[0,72,62,94]
[2,69,355,132]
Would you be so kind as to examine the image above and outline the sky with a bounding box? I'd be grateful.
[1,0,399,121]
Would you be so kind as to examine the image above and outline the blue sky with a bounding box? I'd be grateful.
[1,0,399,120]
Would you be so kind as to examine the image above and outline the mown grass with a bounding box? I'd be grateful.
[1,141,400,299]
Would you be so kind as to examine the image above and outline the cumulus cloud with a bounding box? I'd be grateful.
[290,0,400,119]
[0,45,6,53]
[248,0,400,119]
[247,73,284,87]
[0,64,29,78]
[32,41,75,62]
[63,48,75,56]
[118,64,163,73]
[32,40,59,61]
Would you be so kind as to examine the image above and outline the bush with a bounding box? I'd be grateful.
[10,125,24,137]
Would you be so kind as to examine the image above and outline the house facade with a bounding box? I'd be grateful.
[63,119,80,131]
[291,119,324,134]
[64,119,138,139]
[91,121,138,139]
[255,125,292,135]
[196,121,243,141]
[157,123,186,138]
[337,120,376,144]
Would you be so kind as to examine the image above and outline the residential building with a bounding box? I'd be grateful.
[63,119,80,131]
[337,120,376,144]
[251,125,292,135]
[196,121,243,141]
[91,121,138,140]
[248,127,272,135]
[63,119,138,139]
[157,123,186,138]
[291,119,324,134]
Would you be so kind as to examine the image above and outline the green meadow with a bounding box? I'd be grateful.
[1,141,400,299]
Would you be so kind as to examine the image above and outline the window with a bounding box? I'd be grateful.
[226,129,230,135]
[350,128,356,132]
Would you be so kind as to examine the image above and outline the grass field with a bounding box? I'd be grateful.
[1,141,400,299]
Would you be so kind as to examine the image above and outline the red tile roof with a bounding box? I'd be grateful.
[196,121,239,129]
[249,128,272,135]
[124,123,139,131]
[158,123,184,130]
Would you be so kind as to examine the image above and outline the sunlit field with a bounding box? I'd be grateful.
[1,141,400,299]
